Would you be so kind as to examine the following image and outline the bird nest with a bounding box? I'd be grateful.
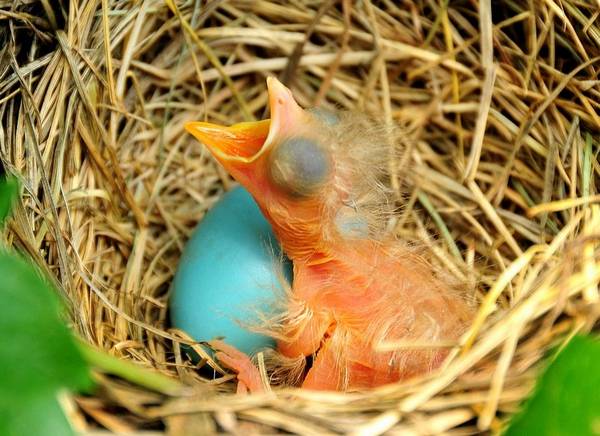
[1,0,599,434]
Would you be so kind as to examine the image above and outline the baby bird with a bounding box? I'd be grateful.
[185,77,474,392]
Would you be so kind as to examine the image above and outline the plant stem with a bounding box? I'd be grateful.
[76,339,183,395]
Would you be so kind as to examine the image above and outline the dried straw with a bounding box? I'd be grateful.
[1,0,599,434]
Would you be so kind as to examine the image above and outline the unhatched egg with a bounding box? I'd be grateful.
[170,186,291,355]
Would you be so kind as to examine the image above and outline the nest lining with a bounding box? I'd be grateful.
[1,0,599,434]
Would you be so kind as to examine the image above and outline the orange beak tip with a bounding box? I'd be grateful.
[184,122,202,139]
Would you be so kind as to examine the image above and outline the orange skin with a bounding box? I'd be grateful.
[187,78,474,392]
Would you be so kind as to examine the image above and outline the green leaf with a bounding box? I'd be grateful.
[506,335,600,436]
[0,252,93,435]
[0,392,74,436]
[0,177,18,226]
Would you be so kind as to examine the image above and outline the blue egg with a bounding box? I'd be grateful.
[170,186,292,355]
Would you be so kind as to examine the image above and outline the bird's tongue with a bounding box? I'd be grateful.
[184,77,305,163]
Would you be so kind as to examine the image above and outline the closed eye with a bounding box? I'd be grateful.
[268,137,331,197]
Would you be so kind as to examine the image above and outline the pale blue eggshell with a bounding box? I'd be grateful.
[170,186,291,355]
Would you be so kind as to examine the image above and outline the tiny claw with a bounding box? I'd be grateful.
[209,340,265,393]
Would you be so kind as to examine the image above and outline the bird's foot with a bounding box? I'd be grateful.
[209,340,265,394]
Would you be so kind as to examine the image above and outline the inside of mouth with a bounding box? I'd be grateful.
[223,119,271,159]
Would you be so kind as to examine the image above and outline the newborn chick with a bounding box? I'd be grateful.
[186,77,474,391]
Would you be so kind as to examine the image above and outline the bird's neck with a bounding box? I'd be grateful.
[270,223,328,264]
[261,201,381,266]
[260,202,330,263]
[282,231,379,269]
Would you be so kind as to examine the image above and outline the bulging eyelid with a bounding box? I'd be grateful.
[307,107,340,127]
[268,137,331,197]
[334,206,370,239]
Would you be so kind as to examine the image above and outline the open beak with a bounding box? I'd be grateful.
[185,77,305,166]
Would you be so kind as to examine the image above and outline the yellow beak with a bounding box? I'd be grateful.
[185,77,306,164]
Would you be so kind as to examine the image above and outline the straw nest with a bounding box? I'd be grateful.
[1,0,599,434]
